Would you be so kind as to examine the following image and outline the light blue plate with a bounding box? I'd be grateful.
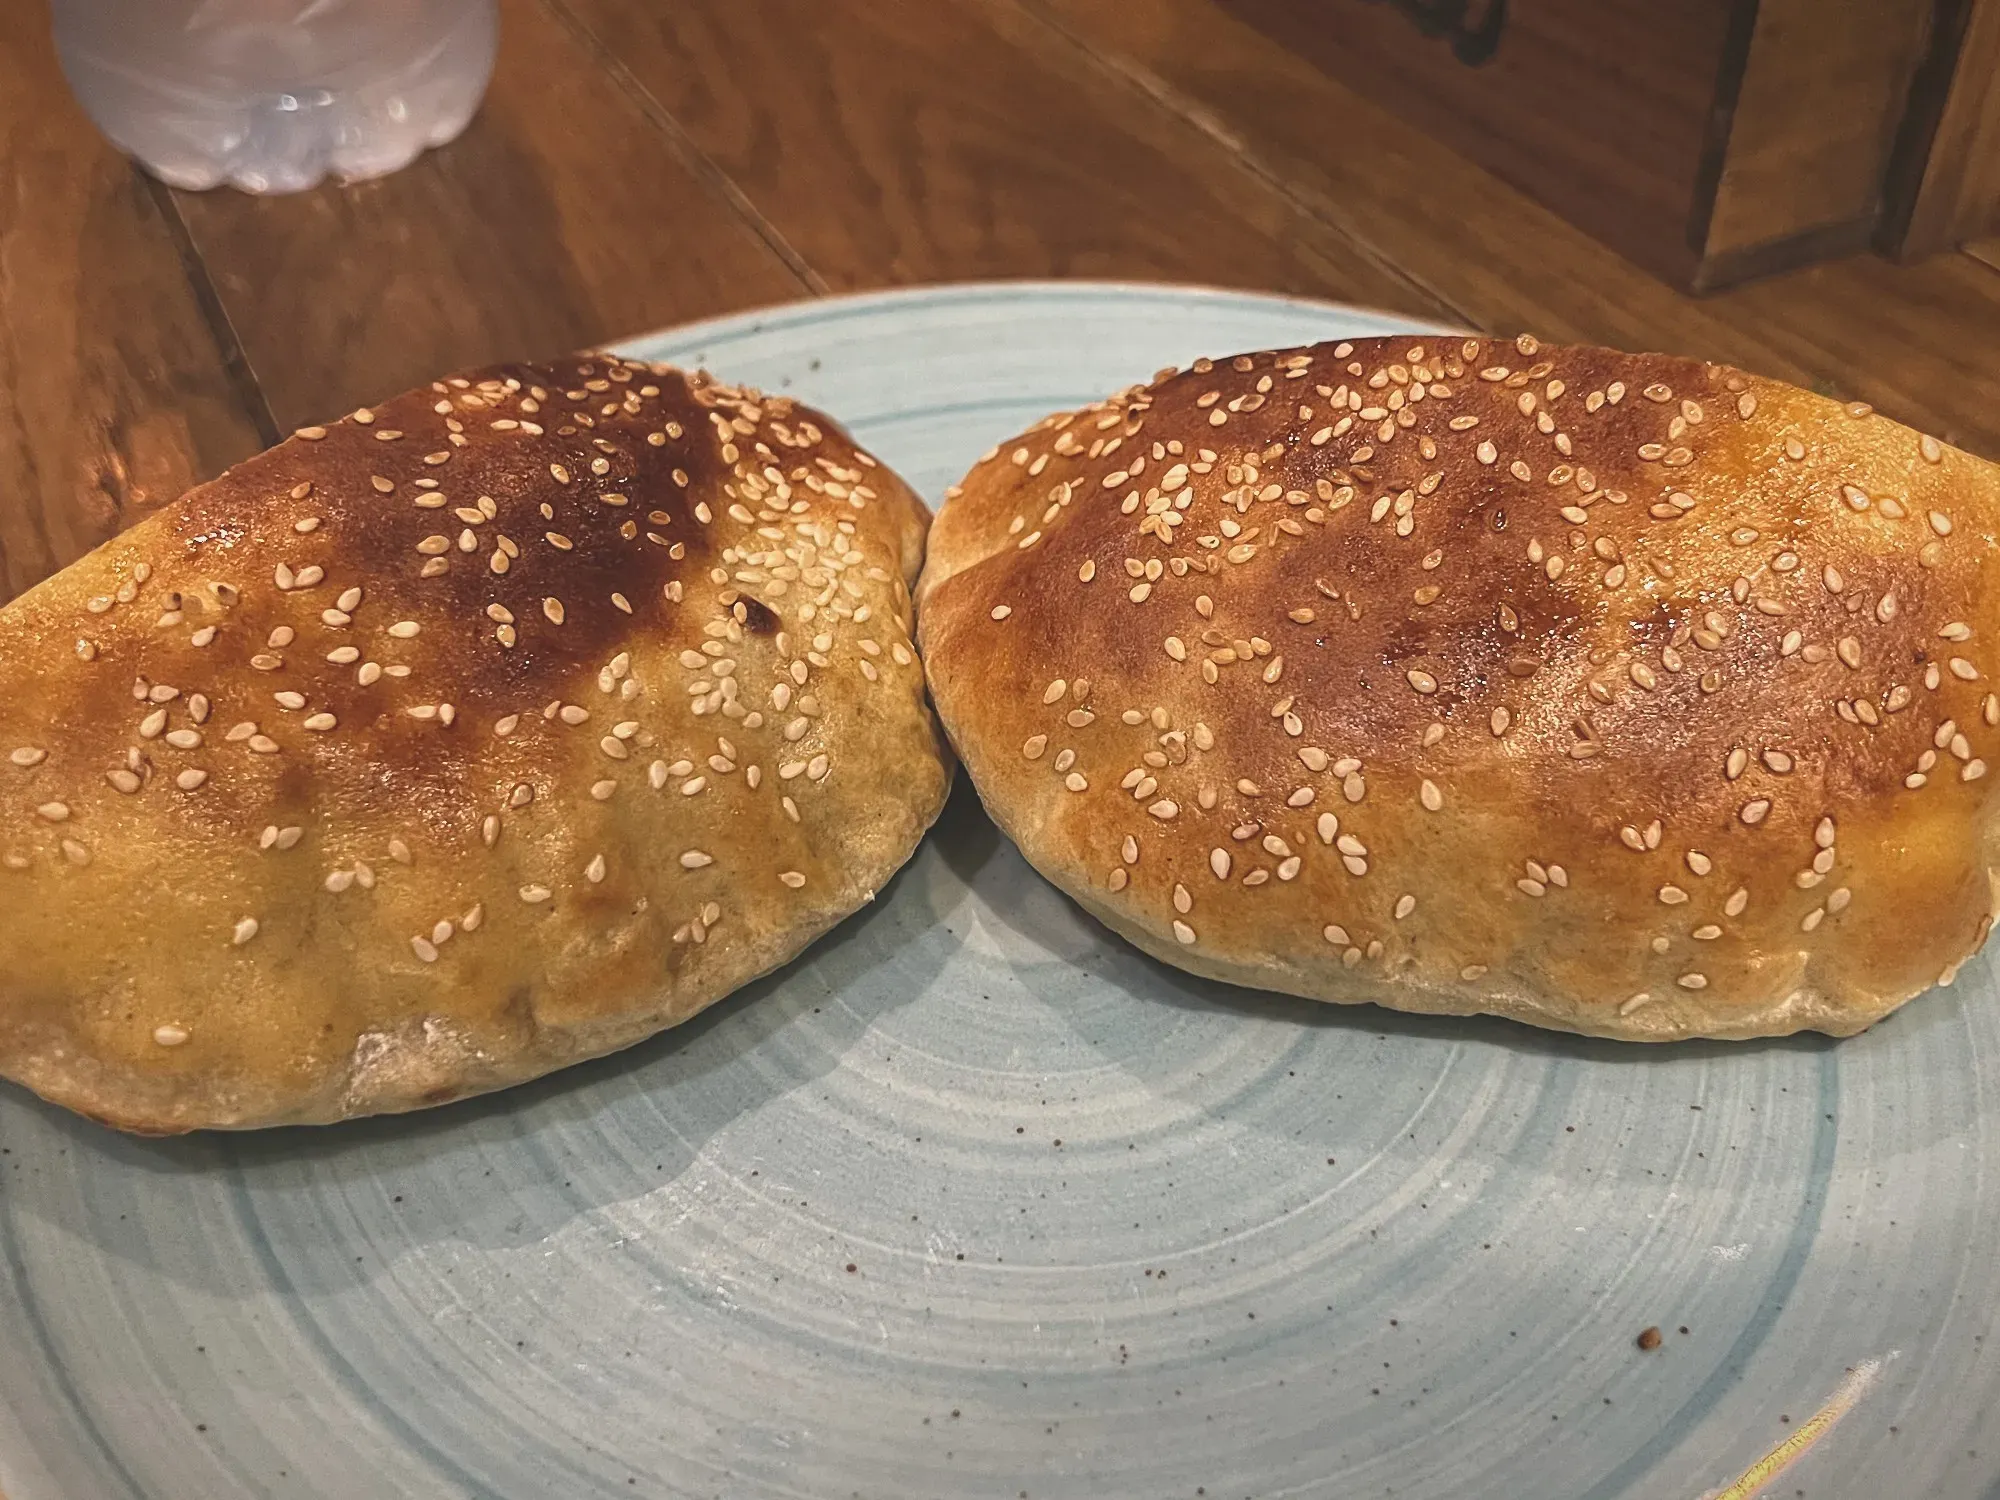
[4,283,1997,1500]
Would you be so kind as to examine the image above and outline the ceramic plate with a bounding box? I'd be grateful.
[4,283,1997,1500]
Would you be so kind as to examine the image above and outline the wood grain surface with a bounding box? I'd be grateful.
[167,0,807,434]
[556,0,1442,311]
[0,3,265,601]
[4,0,2000,614]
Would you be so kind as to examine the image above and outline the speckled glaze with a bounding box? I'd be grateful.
[2,284,1996,1500]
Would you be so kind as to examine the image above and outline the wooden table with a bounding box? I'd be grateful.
[7,0,2000,607]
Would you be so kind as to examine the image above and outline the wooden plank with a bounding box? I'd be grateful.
[167,0,808,435]
[550,0,1444,314]
[1883,0,2000,259]
[1209,0,1740,289]
[1963,237,2000,275]
[1026,0,2000,458]
[1701,0,1930,262]
[0,9,267,604]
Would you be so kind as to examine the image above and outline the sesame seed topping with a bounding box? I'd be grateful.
[232,917,259,946]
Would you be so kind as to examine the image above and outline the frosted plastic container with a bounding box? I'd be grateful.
[53,0,499,193]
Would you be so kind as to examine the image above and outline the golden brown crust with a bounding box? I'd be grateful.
[919,335,2000,1041]
[0,356,949,1131]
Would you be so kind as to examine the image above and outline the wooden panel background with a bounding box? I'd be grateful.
[1703,0,1932,260]
[1884,0,2000,258]
[1212,0,1741,285]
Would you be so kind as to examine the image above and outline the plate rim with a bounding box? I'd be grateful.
[605,277,1467,362]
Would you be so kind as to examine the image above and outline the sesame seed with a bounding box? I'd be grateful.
[681,850,715,869]
[1740,799,1771,825]
[152,1023,189,1047]
[232,917,259,946]
[1419,780,1442,811]
[1172,920,1197,945]
[586,855,607,883]
[520,885,552,905]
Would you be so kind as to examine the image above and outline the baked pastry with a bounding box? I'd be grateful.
[919,334,2000,1040]
[0,356,949,1131]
